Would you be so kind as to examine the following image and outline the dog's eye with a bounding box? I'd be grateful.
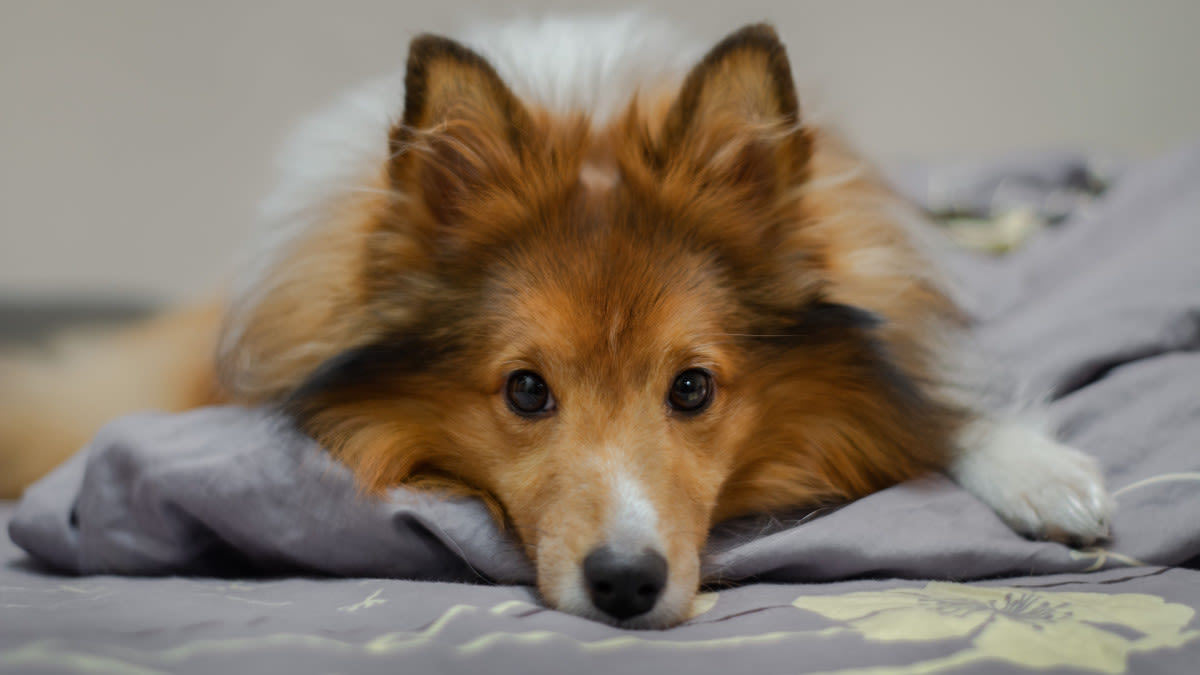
[506,370,555,416]
[668,368,713,414]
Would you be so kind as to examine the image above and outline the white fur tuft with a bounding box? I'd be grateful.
[607,468,663,554]
[462,12,699,125]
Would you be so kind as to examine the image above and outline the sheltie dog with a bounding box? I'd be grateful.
[0,16,1111,628]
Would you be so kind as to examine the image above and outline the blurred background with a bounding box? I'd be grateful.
[2,0,1198,303]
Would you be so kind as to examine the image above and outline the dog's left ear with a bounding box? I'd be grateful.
[654,24,810,197]
[389,34,533,225]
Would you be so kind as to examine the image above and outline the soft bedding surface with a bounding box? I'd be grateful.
[3,145,1200,674]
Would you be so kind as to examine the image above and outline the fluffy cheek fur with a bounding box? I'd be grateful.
[716,311,959,522]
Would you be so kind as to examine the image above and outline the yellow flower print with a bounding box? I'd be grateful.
[792,582,1200,674]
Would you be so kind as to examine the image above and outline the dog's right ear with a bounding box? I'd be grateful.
[389,34,533,225]
[216,37,536,404]
[636,24,810,204]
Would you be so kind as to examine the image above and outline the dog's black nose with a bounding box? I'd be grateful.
[582,546,668,621]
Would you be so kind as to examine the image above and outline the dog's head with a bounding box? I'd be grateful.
[253,24,957,628]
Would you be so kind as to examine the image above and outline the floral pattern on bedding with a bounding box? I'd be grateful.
[792,582,1200,674]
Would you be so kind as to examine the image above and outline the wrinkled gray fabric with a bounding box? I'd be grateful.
[9,145,1200,587]
[11,408,534,583]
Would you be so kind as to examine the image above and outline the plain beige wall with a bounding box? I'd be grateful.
[3,1,1198,300]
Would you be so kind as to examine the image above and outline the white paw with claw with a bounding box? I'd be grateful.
[951,421,1113,546]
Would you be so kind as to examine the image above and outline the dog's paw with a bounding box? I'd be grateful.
[951,422,1113,546]
[991,444,1111,546]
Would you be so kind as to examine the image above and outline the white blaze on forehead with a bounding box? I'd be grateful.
[606,465,662,553]
[580,161,620,192]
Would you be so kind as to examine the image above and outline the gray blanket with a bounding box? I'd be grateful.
[5,145,1200,674]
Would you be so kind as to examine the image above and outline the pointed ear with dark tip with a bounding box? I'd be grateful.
[655,23,810,195]
[388,34,533,224]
